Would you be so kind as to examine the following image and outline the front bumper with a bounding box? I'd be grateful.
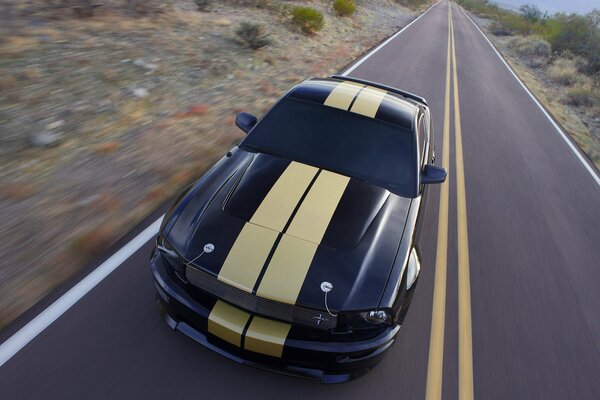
[151,251,400,383]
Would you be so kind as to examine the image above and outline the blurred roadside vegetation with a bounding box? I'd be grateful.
[395,0,431,9]
[458,0,600,169]
[457,0,600,79]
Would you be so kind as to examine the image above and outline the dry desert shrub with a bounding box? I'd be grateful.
[194,0,210,11]
[507,35,551,67]
[507,36,551,58]
[235,22,271,49]
[291,6,324,34]
[56,0,171,17]
[333,0,357,16]
[565,86,599,107]
[547,56,589,86]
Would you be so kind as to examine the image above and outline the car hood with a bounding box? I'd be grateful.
[165,151,412,311]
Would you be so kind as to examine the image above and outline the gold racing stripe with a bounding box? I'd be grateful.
[286,170,350,244]
[350,86,387,118]
[244,316,292,358]
[250,161,318,232]
[257,171,349,304]
[218,223,278,292]
[208,300,251,347]
[256,235,318,304]
[324,81,364,110]
[218,161,318,292]
[216,167,349,354]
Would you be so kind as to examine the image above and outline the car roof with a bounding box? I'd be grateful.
[286,77,421,130]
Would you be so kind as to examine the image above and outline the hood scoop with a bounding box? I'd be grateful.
[224,153,389,251]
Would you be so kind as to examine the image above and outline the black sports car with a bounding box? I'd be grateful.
[151,75,446,383]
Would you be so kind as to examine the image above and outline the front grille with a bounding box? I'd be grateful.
[185,265,336,330]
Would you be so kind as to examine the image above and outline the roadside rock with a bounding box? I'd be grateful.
[133,58,160,72]
[29,131,61,148]
[45,120,64,130]
[131,88,149,98]
[213,18,232,27]
[144,63,159,72]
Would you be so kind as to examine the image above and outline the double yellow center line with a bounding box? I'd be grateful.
[452,6,475,399]
[426,3,474,399]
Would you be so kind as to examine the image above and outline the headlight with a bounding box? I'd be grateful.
[360,310,392,325]
[157,236,185,277]
[342,309,393,330]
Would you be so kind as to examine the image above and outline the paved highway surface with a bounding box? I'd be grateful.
[2,2,600,398]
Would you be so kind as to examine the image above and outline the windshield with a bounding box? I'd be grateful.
[242,97,417,197]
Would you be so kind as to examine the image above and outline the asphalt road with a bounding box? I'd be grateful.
[2,1,600,398]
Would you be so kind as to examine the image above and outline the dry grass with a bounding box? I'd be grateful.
[565,86,599,108]
[0,183,35,200]
[0,36,40,55]
[93,142,121,155]
[20,67,43,81]
[0,75,18,91]
[69,225,118,259]
[507,36,551,58]
[547,57,590,87]
[506,36,550,68]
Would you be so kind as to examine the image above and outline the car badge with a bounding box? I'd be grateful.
[313,314,328,325]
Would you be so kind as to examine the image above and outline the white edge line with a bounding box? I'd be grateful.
[341,2,439,76]
[459,6,600,187]
[0,2,442,367]
[0,216,164,367]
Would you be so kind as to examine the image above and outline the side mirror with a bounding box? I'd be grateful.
[235,112,257,134]
[421,165,447,184]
